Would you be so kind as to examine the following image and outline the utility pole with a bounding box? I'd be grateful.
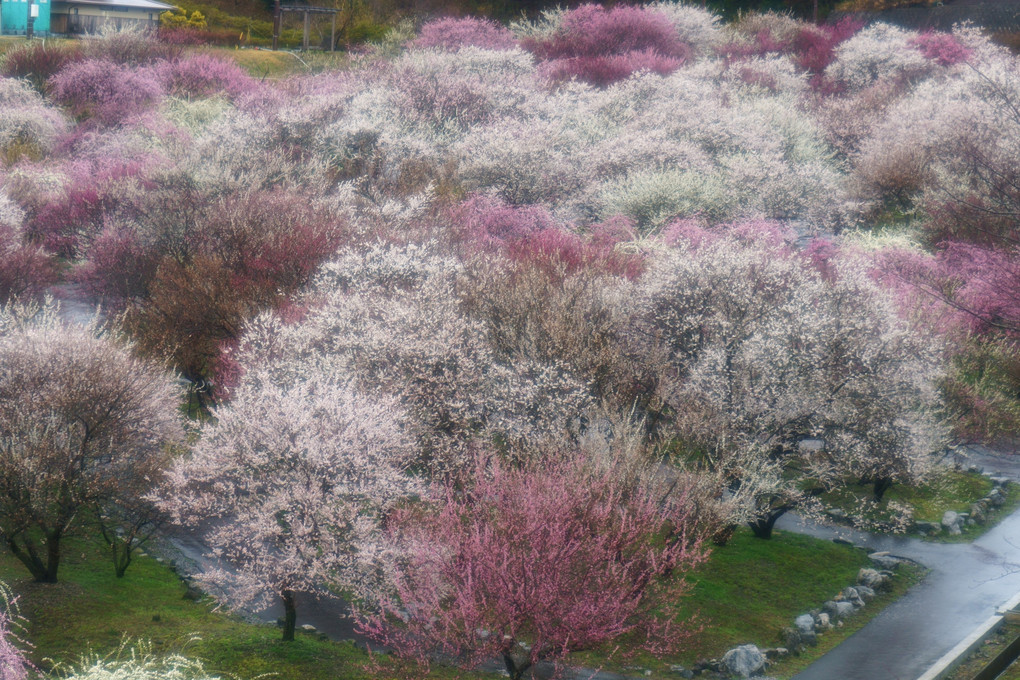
[272,0,280,50]
[26,0,35,39]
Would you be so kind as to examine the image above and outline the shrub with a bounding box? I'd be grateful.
[156,53,256,99]
[0,582,33,680]
[358,451,708,680]
[49,59,164,124]
[0,41,83,91]
[0,221,55,304]
[522,3,690,85]
[540,49,682,87]
[910,30,973,67]
[413,16,517,51]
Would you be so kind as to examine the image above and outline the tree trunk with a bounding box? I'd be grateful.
[503,653,532,680]
[112,542,131,578]
[873,477,893,503]
[748,509,786,539]
[7,538,48,582]
[281,589,297,642]
[42,530,62,583]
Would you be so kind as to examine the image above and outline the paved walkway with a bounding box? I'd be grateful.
[789,446,1020,680]
[157,445,1020,680]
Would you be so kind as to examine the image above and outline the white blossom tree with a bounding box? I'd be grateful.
[0,301,183,582]
[162,377,421,641]
[631,227,945,537]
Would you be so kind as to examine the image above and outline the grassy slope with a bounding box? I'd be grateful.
[822,470,1020,542]
[0,536,477,680]
[577,528,925,678]
[0,527,918,680]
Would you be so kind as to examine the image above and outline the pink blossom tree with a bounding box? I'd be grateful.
[357,452,708,680]
[162,377,421,641]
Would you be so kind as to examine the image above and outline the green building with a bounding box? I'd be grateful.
[0,0,52,35]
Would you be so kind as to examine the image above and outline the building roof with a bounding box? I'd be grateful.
[53,0,176,10]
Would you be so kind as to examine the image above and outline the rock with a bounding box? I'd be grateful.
[971,503,987,524]
[299,624,317,633]
[856,585,876,601]
[842,587,865,608]
[722,645,766,678]
[763,648,789,659]
[815,612,831,630]
[914,521,941,535]
[991,476,1010,487]
[669,665,694,678]
[795,614,816,636]
[825,508,847,520]
[182,585,203,601]
[967,464,982,474]
[868,554,902,571]
[988,489,1005,507]
[781,626,803,650]
[833,537,854,546]
[827,601,855,620]
[859,567,887,587]
[941,510,960,529]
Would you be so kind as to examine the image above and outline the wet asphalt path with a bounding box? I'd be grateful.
[156,439,1020,680]
[789,445,1020,680]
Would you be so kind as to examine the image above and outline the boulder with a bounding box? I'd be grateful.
[795,614,816,636]
[669,665,694,678]
[856,585,876,601]
[722,645,767,678]
[941,510,960,529]
[970,502,987,525]
[815,612,831,630]
[763,648,789,659]
[781,626,803,650]
[859,567,890,587]
[826,601,855,620]
[300,624,317,633]
[842,586,865,608]
[914,521,941,535]
[988,489,1005,507]
[991,476,1010,488]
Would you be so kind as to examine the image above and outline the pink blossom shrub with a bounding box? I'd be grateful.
[156,54,257,99]
[358,451,708,680]
[0,222,55,303]
[792,18,863,73]
[540,49,682,87]
[412,17,517,51]
[910,31,972,67]
[0,584,33,680]
[49,59,163,124]
[26,160,146,258]
[522,4,690,85]
[1,41,83,90]
[451,196,642,278]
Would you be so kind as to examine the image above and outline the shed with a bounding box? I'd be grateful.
[50,0,174,34]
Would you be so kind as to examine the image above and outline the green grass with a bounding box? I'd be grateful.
[0,536,488,680]
[0,529,922,680]
[574,527,915,677]
[821,470,1020,541]
[199,46,350,78]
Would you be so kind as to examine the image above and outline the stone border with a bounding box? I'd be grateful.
[915,591,1020,680]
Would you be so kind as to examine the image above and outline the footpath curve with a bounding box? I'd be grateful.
[788,446,1020,680]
